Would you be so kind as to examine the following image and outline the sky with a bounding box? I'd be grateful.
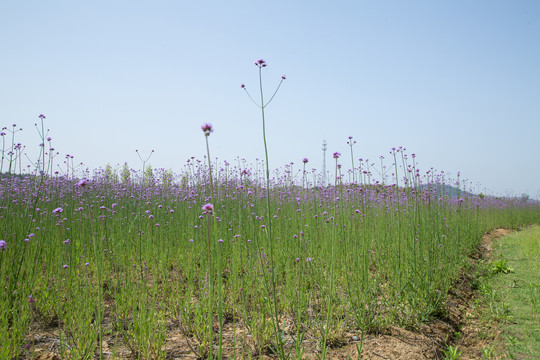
[1,1,539,198]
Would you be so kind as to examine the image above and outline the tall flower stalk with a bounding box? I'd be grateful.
[302,158,309,188]
[347,136,356,184]
[242,59,286,358]
[319,152,341,359]
[201,122,224,359]
[135,149,154,185]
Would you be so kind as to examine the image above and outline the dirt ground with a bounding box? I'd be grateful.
[24,229,512,360]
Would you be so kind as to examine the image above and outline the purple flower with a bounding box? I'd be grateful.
[281,75,286,80]
[218,239,224,243]
[255,59,267,67]
[63,264,68,269]
[202,203,213,214]
[52,207,63,214]
[333,152,341,159]
[63,239,70,244]
[38,114,46,119]
[75,179,88,187]
[241,83,245,88]
[85,262,89,266]
[28,295,35,303]
[0,240,6,251]
[201,123,213,136]
[302,158,308,164]
[306,257,312,262]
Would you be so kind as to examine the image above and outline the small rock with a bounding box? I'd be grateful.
[102,340,110,352]
[352,335,359,341]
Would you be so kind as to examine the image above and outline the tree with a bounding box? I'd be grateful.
[121,162,130,183]
[103,163,118,183]
[144,164,154,185]
[162,169,174,187]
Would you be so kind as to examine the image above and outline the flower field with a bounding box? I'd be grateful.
[1,161,538,359]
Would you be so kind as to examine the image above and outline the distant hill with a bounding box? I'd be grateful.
[0,172,27,180]
[419,183,476,199]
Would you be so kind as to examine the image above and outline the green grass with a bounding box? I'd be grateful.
[489,225,540,359]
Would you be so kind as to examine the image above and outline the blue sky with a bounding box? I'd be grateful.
[1,1,539,197]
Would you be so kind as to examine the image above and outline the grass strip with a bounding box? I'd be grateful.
[489,225,540,359]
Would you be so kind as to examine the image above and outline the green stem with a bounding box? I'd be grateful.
[205,134,222,359]
[258,65,285,359]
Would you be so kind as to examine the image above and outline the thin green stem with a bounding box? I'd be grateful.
[258,65,286,359]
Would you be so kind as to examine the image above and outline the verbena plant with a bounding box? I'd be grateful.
[1,75,540,359]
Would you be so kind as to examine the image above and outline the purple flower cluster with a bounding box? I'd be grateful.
[202,203,213,214]
[75,179,88,187]
[254,59,267,67]
[201,123,213,136]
